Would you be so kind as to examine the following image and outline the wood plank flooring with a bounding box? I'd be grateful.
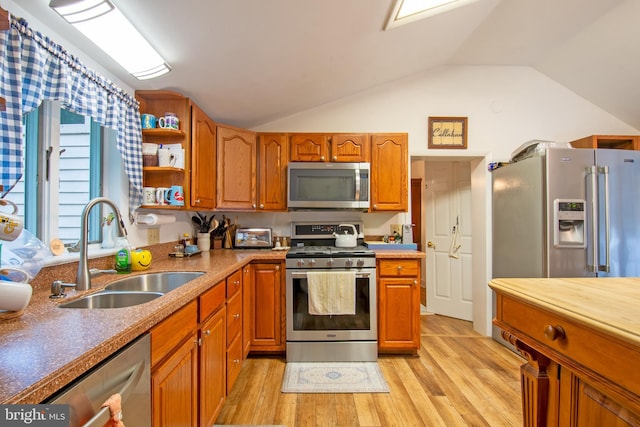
[216,314,524,426]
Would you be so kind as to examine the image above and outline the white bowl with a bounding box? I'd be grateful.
[0,280,33,312]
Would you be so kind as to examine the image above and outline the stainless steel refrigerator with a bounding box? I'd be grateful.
[491,147,640,345]
[493,147,640,279]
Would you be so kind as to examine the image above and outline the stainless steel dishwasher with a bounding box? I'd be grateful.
[46,333,151,427]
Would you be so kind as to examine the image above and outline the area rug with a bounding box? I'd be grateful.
[281,362,389,393]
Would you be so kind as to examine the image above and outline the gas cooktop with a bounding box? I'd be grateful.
[286,244,374,258]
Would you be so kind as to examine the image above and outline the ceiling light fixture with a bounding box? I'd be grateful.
[385,0,481,30]
[49,0,170,80]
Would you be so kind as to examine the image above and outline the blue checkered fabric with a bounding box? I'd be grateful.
[0,15,144,215]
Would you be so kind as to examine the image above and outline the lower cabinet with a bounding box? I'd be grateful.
[377,258,421,353]
[250,262,285,352]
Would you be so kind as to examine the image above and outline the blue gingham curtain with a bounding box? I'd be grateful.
[0,15,144,216]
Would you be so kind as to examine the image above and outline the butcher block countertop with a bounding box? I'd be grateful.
[490,277,640,347]
[0,247,424,404]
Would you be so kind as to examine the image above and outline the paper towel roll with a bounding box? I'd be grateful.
[136,213,176,225]
[0,280,32,312]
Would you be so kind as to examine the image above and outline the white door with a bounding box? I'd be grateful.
[425,161,473,320]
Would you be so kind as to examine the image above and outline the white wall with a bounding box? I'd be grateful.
[255,64,639,334]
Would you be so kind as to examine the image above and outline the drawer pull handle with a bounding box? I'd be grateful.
[544,324,566,341]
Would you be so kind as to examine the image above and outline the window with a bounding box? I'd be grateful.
[12,100,106,248]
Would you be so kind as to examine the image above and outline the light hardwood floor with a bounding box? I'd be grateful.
[216,314,524,426]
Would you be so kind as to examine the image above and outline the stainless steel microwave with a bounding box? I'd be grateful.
[288,162,370,210]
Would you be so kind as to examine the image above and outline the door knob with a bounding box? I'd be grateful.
[427,241,435,249]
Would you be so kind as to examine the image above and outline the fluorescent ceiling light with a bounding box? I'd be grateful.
[49,0,170,80]
[385,0,482,30]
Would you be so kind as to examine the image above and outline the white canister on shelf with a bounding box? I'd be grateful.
[197,232,211,251]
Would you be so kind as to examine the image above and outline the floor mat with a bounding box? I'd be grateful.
[281,362,389,393]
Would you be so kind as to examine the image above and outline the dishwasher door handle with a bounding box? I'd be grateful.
[82,359,146,427]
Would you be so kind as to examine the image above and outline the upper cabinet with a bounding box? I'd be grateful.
[370,133,408,212]
[569,135,640,150]
[216,124,257,210]
[257,133,289,211]
[290,133,369,162]
[191,103,217,209]
[136,90,218,211]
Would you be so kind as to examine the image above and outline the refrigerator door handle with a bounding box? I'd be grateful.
[599,166,611,272]
[587,166,599,272]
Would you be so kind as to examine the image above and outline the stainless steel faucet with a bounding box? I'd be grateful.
[76,197,128,291]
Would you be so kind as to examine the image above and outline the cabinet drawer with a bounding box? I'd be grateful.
[226,269,242,298]
[151,300,198,367]
[226,334,243,393]
[199,280,225,321]
[498,295,640,398]
[378,259,419,277]
[226,291,242,347]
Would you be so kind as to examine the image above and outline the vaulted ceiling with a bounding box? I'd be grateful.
[12,0,639,130]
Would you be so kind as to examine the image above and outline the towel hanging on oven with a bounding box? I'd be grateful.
[306,271,356,315]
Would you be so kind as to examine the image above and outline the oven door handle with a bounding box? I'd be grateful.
[290,271,372,278]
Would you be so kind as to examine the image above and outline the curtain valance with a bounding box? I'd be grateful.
[0,13,144,215]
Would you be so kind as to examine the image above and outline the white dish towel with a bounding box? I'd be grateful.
[306,271,356,315]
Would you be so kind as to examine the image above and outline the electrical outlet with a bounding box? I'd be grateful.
[390,224,402,236]
[147,228,160,245]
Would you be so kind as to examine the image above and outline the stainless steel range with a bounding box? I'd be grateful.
[286,222,377,362]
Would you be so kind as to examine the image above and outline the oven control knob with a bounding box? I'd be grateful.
[296,259,305,267]
[327,258,334,267]
[357,259,365,267]
[345,258,354,267]
[309,259,317,267]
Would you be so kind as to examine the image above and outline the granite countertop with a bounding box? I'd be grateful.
[0,247,424,404]
[489,277,640,347]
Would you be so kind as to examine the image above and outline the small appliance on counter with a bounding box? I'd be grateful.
[234,228,273,248]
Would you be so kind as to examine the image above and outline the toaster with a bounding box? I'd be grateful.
[234,228,273,248]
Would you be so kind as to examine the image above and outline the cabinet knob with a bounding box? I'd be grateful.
[333,156,338,161]
[195,199,200,204]
[259,204,264,209]
[413,280,417,286]
[234,313,240,320]
[252,204,256,208]
[373,204,377,209]
[544,324,566,341]
[320,156,325,161]
[397,266,403,271]
[275,265,280,271]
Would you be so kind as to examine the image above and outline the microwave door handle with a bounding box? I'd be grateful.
[355,168,361,201]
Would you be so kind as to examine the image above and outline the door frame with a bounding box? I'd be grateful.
[410,153,492,336]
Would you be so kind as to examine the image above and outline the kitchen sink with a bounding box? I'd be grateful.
[59,291,164,309]
[104,271,205,294]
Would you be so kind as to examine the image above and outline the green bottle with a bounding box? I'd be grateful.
[115,239,131,274]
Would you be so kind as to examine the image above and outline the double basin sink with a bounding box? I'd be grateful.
[59,271,205,309]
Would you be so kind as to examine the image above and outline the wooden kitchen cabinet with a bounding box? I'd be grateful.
[190,103,217,209]
[370,133,408,212]
[569,134,640,150]
[257,133,289,211]
[250,262,285,352]
[216,124,257,210]
[492,279,640,427]
[377,259,421,353]
[242,265,252,358]
[136,90,219,210]
[290,133,369,162]
[151,300,199,427]
[290,133,330,162]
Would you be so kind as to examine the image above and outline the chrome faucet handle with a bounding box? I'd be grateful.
[50,280,77,298]
[89,268,118,277]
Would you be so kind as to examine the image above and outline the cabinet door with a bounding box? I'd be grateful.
[257,133,288,211]
[250,262,284,351]
[290,133,329,162]
[216,125,257,210]
[191,103,217,209]
[331,133,369,162]
[378,276,420,351]
[371,133,408,211]
[152,333,198,427]
[242,265,252,358]
[199,307,226,427]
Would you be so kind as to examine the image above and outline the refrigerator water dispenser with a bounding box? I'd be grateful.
[553,199,586,248]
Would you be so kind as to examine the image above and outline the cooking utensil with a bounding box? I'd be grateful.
[333,224,358,248]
